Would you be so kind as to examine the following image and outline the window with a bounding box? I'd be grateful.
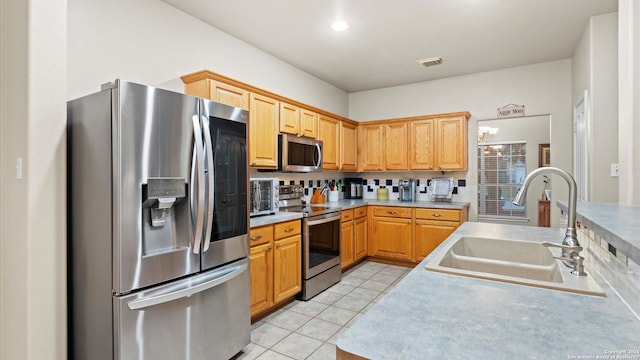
[478,141,526,219]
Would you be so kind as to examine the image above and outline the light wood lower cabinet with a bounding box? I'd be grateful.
[340,207,368,269]
[368,206,413,261]
[249,220,301,318]
[414,208,466,262]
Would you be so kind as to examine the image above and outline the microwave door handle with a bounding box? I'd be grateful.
[201,114,214,253]
[190,115,206,254]
[314,143,322,169]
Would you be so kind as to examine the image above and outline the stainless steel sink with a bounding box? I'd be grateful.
[425,236,605,297]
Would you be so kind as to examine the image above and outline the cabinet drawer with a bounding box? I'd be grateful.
[249,225,273,246]
[341,209,354,222]
[274,220,301,239]
[354,206,367,218]
[415,208,460,222]
[372,206,412,218]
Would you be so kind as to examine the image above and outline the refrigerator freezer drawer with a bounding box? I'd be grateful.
[114,258,250,360]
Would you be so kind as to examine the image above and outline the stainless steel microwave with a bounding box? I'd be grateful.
[278,134,323,172]
[250,178,279,217]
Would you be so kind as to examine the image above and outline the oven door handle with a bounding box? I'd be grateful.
[306,214,341,226]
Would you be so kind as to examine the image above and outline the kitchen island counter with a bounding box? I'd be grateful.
[336,222,640,359]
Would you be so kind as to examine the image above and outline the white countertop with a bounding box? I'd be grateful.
[336,222,640,359]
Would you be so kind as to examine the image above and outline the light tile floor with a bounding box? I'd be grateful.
[234,261,411,360]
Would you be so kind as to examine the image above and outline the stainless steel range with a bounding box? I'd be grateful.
[279,185,342,300]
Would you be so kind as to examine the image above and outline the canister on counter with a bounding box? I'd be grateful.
[377,186,389,200]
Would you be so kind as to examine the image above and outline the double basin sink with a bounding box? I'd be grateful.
[424,236,605,297]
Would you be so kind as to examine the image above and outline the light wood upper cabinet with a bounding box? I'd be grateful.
[340,121,358,171]
[409,119,436,170]
[300,108,318,139]
[436,115,467,171]
[359,123,385,171]
[184,79,249,110]
[279,101,300,136]
[249,93,279,168]
[318,114,340,170]
[384,122,408,170]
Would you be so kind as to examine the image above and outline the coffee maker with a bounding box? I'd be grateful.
[399,179,417,201]
[345,178,363,199]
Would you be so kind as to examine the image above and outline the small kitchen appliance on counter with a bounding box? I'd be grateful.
[429,177,455,202]
[399,179,417,201]
[345,177,363,199]
[250,178,279,217]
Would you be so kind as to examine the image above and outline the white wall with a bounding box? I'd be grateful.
[572,12,619,202]
[0,0,67,359]
[349,60,572,226]
[618,0,640,206]
[67,0,349,116]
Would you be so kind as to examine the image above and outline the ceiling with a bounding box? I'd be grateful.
[161,0,617,93]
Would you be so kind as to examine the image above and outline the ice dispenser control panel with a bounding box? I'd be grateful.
[142,178,186,227]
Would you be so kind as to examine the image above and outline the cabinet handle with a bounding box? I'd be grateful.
[284,228,294,233]
[432,213,442,217]
[387,211,397,214]
[250,235,263,241]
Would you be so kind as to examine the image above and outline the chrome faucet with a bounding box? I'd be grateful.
[512,167,580,269]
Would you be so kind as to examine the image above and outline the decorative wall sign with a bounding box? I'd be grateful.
[497,104,525,118]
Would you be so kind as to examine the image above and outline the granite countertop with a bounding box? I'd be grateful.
[558,201,640,264]
[337,222,640,359]
[250,199,470,227]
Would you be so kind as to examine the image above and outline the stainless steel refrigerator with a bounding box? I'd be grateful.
[67,80,250,360]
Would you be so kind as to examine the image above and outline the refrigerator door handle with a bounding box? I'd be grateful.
[190,115,206,254]
[127,261,248,310]
[201,114,215,253]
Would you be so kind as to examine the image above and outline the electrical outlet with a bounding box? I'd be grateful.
[611,163,619,177]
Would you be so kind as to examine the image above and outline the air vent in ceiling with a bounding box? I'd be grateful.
[416,56,444,67]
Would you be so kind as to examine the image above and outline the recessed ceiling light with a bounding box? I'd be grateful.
[331,20,349,31]
[416,56,444,67]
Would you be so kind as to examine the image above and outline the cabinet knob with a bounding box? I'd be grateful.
[387,211,397,214]
[428,165,433,170]
[268,245,273,251]
[432,213,442,217]
[276,243,281,249]
[284,228,294,233]
[252,161,257,165]
[250,235,263,241]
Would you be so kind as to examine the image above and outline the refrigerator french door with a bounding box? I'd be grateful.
[68,80,250,360]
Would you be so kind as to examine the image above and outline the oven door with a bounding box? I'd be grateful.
[302,212,341,279]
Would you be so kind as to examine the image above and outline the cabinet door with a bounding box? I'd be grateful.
[340,121,358,171]
[300,108,318,138]
[273,235,302,303]
[436,116,467,171]
[359,124,385,171]
[211,81,249,110]
[250,242,273,316]
[279,102,300,135]
[249,93,279,168]
[414,220,457,262]
[409,119,436,170]
[370,216,413,261]
[384,122,408,170]
[341,220,355,269]
[354,216,367,261]
[318,115,340,170]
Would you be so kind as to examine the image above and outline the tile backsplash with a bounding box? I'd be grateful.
[578,223,640,318]
[250,170,470,203]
